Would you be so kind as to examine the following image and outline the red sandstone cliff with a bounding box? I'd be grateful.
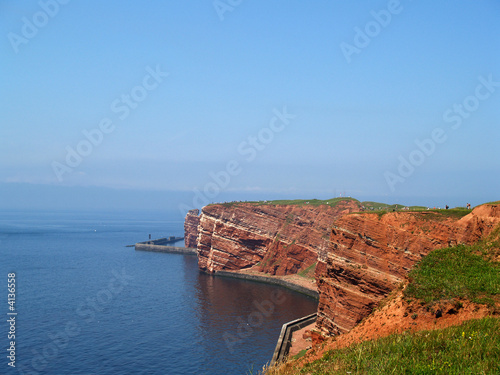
[316,204,500,335]
[196,200,362,276]
[184,209,200,248]
[184,199,500,338]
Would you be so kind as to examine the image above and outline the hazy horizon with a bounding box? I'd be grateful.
[1,1,499,214]
[0,181,493,221]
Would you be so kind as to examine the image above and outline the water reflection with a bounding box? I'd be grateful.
[181,255,318,372]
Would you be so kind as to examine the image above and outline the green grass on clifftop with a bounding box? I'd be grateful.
[404,229,500,306]
[352,206,470,220]
[264,317,500,375]
[254,197,359,207]
[420,208,470,220]
[262,224,500,375]
[216,197,360,208]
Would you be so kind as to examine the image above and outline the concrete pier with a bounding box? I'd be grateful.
[137,236,184,246]
[134,236,196,255]
[270,313,317,366]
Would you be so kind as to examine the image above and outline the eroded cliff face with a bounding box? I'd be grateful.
[184,209,200,248]
[316,204,500,335]
[196,200,362,276]
[184,199,500,337]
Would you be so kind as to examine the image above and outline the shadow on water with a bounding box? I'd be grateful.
[181,255,318,373]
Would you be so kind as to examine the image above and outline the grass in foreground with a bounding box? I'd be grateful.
[263,317,500,375]
[262,227,500,375]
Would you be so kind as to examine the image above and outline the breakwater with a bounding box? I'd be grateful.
[138,236,184,246]
[271,313,317,365]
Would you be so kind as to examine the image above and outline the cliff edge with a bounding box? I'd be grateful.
[184,209,200,248]
[316,204,500,335]
[183,200,500,341]
[194,199,362,276]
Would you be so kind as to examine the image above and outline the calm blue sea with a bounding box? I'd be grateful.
[0,210,317,375]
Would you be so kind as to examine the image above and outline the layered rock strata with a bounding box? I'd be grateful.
[184,209,200,248]
[316,204,500,335]
[196,200,362,276]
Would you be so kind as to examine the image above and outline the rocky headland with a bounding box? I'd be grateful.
[184,199,500,340]
[189,199,361,276]
[184,208,200,248]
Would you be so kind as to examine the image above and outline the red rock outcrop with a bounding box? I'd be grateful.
[316,204,500,335]
[184,209,200,248]
[197,200,362,276]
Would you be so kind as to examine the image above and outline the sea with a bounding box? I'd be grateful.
[0,210,318,375]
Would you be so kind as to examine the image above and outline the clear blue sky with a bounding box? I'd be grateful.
[1,0,499,214]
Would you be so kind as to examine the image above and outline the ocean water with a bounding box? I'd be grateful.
[0,210,318,375]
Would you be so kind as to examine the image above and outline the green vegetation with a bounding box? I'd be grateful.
[213,197,361,208]
[265,318,500,374]
[254,197,360,207]
[292,350,307,360]
[298,262,317,279]
[257,259,269,269]
[216,198,493,213]
[362,201,402,210]
[418,208,470,220]
[218,201,243,208]
[362,201,427,210]
[215,198,478,218]
[351,203,471,221]
[405,238,500,306]
[263,224,500,375]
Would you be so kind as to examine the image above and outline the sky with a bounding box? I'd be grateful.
[1,0,499,217]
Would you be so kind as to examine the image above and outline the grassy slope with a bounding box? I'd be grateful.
[266,318,500,374]
[263,226,500,375]
[405,244,500,307]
